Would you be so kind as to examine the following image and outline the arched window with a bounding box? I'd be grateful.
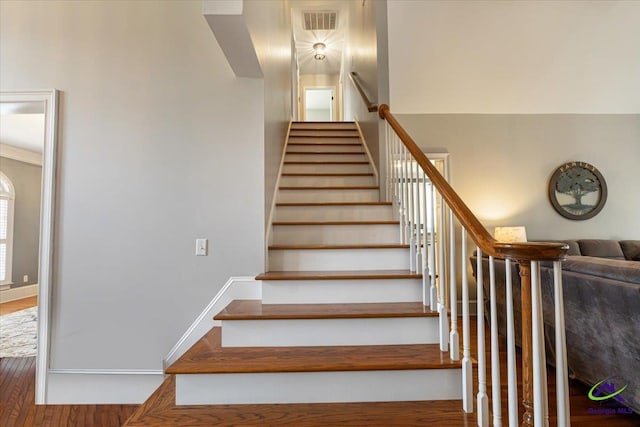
[0,172,15,285]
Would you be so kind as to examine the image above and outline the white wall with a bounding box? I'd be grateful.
[244,0,292,224]
[388,0,640,114]
[0,0,265,379]
[397,114,640,241]
[343,0,388,172]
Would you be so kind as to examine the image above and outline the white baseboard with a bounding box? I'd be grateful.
[163,276,260,369]
[0,284,38,303]
[46,370,164,404]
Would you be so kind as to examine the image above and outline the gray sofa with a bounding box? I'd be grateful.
[471,239,640,413]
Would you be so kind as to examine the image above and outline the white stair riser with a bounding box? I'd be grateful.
[268,248,410,271]
[278,189,379,203]
[289,131,359,138]
[287,137,361,144]
[283,163,371,174]
[279,175,376,187]
[175,369,462,405]
[274,204,393,221]
[285,153,366,162]
[220,317,438,347]
[286,144,363,153]
[291,123,357,130]
[272,224,399,245]
[261,278,423,304]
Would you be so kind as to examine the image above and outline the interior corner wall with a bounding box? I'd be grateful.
[0,157,41,287]
[243,0,292,225]
[344,0,383,172]
[1,0,265,401]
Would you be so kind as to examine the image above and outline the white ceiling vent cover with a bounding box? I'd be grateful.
[303,11,337,31]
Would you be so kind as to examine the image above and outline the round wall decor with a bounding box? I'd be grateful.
[548,161,607,220]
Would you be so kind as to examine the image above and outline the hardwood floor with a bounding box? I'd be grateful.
[0,296,37,315]
[0,357,138,427]
[1,296,637,426]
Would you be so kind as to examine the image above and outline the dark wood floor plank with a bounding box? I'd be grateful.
[0,357,137,427]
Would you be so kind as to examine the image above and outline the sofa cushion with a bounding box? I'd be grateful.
[563,256,640,284]
[620,240,640,261]
[577,239,625,260]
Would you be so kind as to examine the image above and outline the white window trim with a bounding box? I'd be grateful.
[0,171,15,287]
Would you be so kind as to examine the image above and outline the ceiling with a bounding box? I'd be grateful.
[0,102,45,154]
[291,1,348,76]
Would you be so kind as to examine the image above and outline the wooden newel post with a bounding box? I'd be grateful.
[519,261,534,427]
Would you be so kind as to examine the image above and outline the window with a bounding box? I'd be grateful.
[0,172,15,285]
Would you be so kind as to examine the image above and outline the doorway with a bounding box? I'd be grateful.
[304,87,334,121]
[0,90,58,404]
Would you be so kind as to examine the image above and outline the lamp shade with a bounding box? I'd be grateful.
[494,226,528,243]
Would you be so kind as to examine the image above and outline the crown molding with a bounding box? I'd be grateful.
[0,143,43,166]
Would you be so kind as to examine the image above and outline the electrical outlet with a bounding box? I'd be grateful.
[195,238,208,256]
[23,275,29,283]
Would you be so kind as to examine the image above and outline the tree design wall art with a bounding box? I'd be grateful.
[548,161,607,220]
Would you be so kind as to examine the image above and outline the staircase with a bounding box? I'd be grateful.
[125,122,465,425]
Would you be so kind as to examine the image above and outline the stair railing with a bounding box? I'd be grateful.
[379,104,571,427]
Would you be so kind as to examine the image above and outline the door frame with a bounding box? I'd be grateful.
[0,89,59,404]
[302,86,335,122]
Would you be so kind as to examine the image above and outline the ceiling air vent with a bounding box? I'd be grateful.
[303,11,337,31]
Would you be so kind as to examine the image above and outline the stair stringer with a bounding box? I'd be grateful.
[162,276,260,370]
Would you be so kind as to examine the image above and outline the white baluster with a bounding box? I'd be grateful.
[489,256,502,426]
[403,148,411,254]
[400,145,407,245]
[428,185,437,312]
[505,259,518,427]
[531,261,549,427]
[449,209,459,361]
[408,157,415,271]
[461,228,473,413]
[414,160,421,272]
[477,248,489,427]
[393,136,400,221]
[554,261,571,427]
[386,124,392,202]
[421,169,429,306]
[438,196,449,352]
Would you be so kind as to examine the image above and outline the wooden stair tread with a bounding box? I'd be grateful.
[167,327,451,375]
[276,201,392,206]
[272,220,398,226]
[256,269,422,280]
[283,161,369,164]
[124,374,469,427]
[215,300,436,321]
[286,151,365,155]
[288,135,360,138]
[269,244,410,250]
[288,142,362,146]
[281,173,373,176]
[279,186,378,190]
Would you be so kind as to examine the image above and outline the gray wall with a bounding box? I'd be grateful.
[1,0,267,370]
[0,157,41,287]
[396,114,640,240]
[244,0,292,226]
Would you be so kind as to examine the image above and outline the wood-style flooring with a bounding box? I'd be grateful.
[1,296,638,426]
[0,296,38,315]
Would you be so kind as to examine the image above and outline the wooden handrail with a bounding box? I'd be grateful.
[348,72,378,113]
[378,104,568,262]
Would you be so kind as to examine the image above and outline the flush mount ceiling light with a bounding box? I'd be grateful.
[313,42,326,61]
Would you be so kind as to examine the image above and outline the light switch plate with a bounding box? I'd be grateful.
[195,238,208,256]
